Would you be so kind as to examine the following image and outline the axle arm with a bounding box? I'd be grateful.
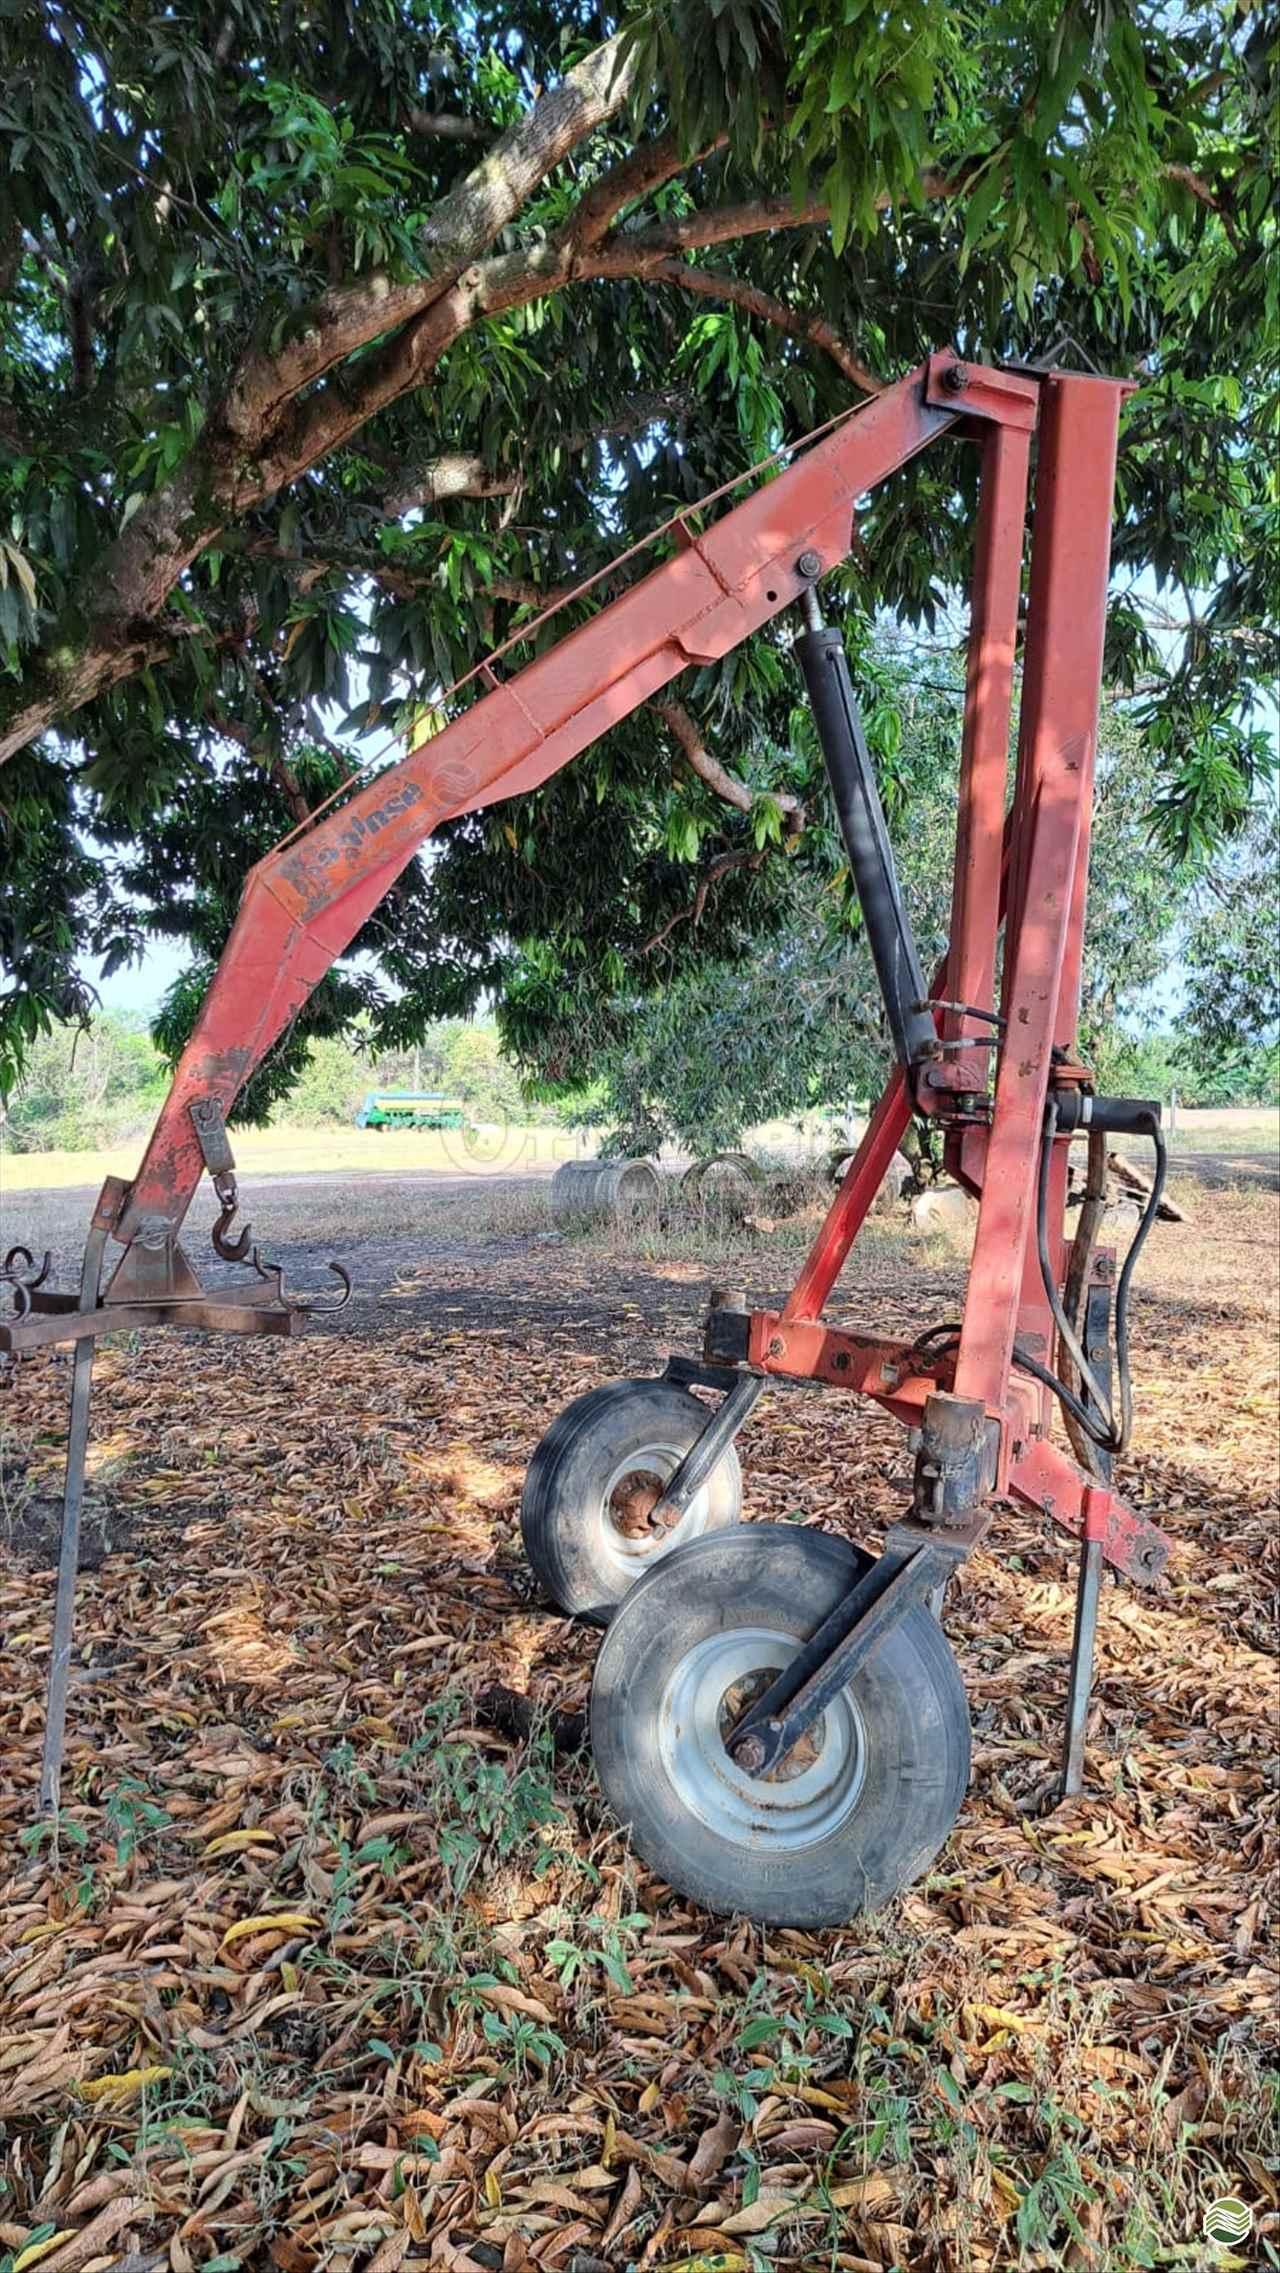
[114,358,1015,1250]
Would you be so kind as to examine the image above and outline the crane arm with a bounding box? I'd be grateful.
[115,358,963,1247]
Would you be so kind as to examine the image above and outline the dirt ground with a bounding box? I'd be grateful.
[1,1163,1276,2273]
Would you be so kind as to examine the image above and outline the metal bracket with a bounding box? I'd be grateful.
[703,1306,752,1367]
[924,351,1040,431]
[189,1095,237,1180]
[726,1510,989,1777]
[647,1371,764,1529]
[912,1390,1001,1523]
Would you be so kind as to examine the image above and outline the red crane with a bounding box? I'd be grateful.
[4,348,1172,1925]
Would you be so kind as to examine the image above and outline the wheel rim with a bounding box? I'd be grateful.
[593,1439,718,1584]
[657,1625,865,1849]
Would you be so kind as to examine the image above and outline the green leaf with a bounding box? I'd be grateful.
[959,157,1004,266]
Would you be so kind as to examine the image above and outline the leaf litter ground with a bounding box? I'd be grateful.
[1,1176,1276,2273]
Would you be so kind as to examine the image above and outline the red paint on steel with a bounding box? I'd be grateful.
[784,799,1020,1330]
[935,422,1032,1093]
[87,344,1164,1586]
[1051,386,1133,1046]
[777,943,974,1329]
[923,353,1041,433]
[780,1070,913,1325]
[1081,1482,1111,1547]
[1003,375,1129,1012]
[952,374,1127,1417]
[1011,1434,1167,1583]
[951,733,1082,1409]
[115,360,981,1249]
[746,1313,940,1428]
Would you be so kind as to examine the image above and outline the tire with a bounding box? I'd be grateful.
[521,1379,744,1623]
[590,1524,970,1926]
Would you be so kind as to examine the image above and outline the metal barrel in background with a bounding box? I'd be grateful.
[550,1158,663,1226]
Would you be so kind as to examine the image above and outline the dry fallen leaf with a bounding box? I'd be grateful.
[0,1180,1273,2273]
[77,2065,172,2104]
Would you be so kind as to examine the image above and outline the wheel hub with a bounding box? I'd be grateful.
[657,1625,865,1848]
[596,1442,712,1581]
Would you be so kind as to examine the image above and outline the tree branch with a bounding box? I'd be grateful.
[634,257,884,393]
[643,847,766,953]
[1163,160,1241,248]
[3,103,959,759]
[608,193,831,256]
[382,389,693,517]
[226,235,605,507]
[405,108,491,145]
[651,700,805,829]
[222,29,641,441]
[564,127,728,252]
[206,707,311,825]
[383,454,522,516]
[244,537,579,614]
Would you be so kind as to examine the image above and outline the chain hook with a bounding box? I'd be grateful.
[210,1174,253,1263]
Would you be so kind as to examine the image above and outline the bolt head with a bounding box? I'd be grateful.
[795,549,823,579]
[942,362,968,392]
[732,1735,767,1774]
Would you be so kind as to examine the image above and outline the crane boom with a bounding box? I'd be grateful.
[113,358,970,1246]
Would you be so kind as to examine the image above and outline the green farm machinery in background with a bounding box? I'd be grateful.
[355,1092,472,1131]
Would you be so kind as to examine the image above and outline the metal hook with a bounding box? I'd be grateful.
[246,1248,351,1313]
[211,1196,253,1263]
[3,1247,52,1320]
[303,1262,352,1314]
[4,1245,52,1290]
[247,1248,283,1303]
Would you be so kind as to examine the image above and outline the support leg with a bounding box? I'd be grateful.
[649,1372,764,1526]
[1059,1486,1107,1799]
[38,1207,111,1814]
[1058,1256,1114,1800]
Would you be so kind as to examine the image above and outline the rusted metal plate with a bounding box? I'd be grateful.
[1,1297,304,1354]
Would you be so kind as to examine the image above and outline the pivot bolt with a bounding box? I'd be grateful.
[795,549,823,579]
[942,362,967,392]
[731,1734,768,1773]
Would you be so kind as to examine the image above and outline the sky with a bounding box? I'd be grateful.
[95,932,187,1017]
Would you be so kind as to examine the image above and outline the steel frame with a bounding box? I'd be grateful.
[4,345,1172,1810]
[705,363,1167,1591]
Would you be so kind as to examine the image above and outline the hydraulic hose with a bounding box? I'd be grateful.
[1058,1124,1110,1478]
[914,1099,1168,1460]
[1036,1096,1168,1455]
[897,1317,1122,1454]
